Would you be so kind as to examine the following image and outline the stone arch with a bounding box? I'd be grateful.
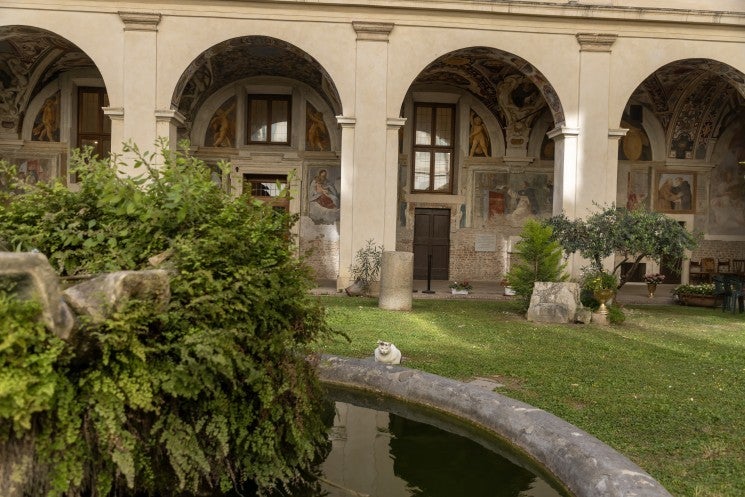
[191,76,340,151]
[169,36,343,134]
[393,46,565,127]
[616,58,745,163]
[0,25,112,141]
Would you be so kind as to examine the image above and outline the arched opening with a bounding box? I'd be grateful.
[0,25,109,183]
[170,36,343,280]
[396,47,564,283]
[617,58,745,284]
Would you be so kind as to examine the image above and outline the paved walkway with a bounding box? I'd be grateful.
[312,280,678,306]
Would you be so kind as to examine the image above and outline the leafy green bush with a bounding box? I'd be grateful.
[349,239,383,291]
[0,141,336,496]
[506,219,568,311]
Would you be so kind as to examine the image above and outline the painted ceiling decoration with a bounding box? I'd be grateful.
[172,36,342,128]
[0,26,96,134]
[634,59,745,160]
[412,47,563,127]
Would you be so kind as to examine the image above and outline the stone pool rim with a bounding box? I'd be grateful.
[315,355,673,497]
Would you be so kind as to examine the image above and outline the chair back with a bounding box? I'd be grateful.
[701,257,716,273]
[732,259,745,274]
[713,274,730,295]
[718,259,731,272]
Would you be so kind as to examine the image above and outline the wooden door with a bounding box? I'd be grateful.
[413,208,450,280]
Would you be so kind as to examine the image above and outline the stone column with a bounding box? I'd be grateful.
[336,115,356,288]
[573,33,618,216]
[339,21,395,287]
[547,125,580,218]
[379,251,414,311]
[118,12,160,173]
[155,109,186,149]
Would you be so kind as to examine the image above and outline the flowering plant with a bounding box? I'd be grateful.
[644,273,665,284]
[449,281,473,291]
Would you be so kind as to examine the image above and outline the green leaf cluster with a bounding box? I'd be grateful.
[506,219,568,311]
[0,141,335,496]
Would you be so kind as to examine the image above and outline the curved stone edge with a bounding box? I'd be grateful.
[315,355,673,497]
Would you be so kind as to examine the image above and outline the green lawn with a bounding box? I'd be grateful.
[313,297,745,497]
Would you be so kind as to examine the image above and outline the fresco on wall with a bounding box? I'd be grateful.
[708,132,745,236]
[468,109,490,157]
[655,171,695,213]
[31,91,60,141]
[11,159,51,184]
[618,120,651,161]
[205,97,235,147]
[306,165,340,225]
[626,170,650,211]
[473,171,552,227]
[305,102,330,151]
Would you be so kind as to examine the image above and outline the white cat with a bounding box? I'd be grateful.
[374,340,402,365]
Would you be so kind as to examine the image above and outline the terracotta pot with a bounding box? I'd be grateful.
[679,294,717,307]
[646,283,657,298]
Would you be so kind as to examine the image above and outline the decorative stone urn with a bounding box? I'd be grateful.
[647,283,657,298]
[593,288,615,315]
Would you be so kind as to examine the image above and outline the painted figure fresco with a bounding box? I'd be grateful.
[32,92,59,141]
[474,171,552,227]
[656,172,695,213]
[206,97,235,147]
[306,103,330,151]
[626,170,650,211]
[708,131,745,235]
[307,166,340,225]
[468,110,490,157]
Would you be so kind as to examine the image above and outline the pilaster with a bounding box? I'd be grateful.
[118,11,161,166]
[573,32,618,216]
[338,21,395,287]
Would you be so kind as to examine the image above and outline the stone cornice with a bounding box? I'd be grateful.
[387,117,407,129]
[352,21,394,41]
[155,109,186,126]
[576,33,618,52]
[102,107,125,120]
[119,12,162,31]
[547,125,580,140]
[336,115,356,127]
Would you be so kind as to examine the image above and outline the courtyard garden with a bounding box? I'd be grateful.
[315,297,745,497]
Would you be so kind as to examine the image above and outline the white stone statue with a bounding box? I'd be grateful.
[374,340,401,365]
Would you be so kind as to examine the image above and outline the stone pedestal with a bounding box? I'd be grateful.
[378,251,413,311]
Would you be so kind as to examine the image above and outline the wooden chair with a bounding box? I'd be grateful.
[731,259,745,274]
[712,274,731,311]
[718,258,731,273]
[688,260,703,284]
[700,258,716,282]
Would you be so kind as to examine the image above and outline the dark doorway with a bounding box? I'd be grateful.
[413,208,450,280]
[660,221,685,285]
[660,255,682,285]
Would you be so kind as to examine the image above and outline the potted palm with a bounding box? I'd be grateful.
[345,239,383,296]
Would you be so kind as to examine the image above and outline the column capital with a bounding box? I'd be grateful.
[352,22,394,41]
[155,109,186,126]
[386,117,407,129]
[576,33,618,52]
[119,12,161,31]
[102,106,125,120]
[608,128,629,139]
[336,115,356,127]
[547,125,580,140]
